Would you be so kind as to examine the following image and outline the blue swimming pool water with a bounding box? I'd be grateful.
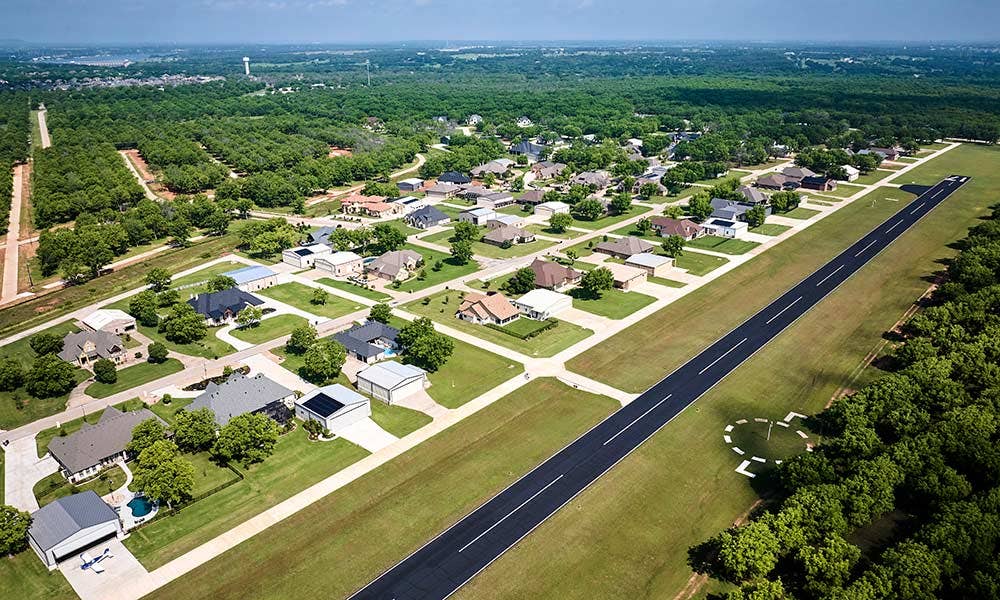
[127,497,154,517]
[383,349,397,357]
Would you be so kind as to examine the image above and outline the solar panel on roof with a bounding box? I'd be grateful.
[712,219,735,227]
[293,248,313,256]
[302,393,346,417]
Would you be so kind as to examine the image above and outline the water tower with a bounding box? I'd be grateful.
[242,56,250,76]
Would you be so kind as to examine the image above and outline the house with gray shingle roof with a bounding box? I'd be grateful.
[28,491,123,569]
[58,330,128,368]
[188,372,296,427]
[405,205,450,229]
[47,406,164,482]
[334,321,401,364]
[594,236,654,259]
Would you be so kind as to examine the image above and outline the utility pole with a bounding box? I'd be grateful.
[366,60,371,87]
[766,420,774,441]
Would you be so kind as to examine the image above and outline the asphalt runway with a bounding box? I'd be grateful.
[351,175,970,600]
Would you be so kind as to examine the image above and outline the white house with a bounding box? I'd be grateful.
[295,384,371,435]
[314,251,365,277]
[625,253,675,278]
[28,492,124,569]
[534,201,570,218]
[840,164,860,182]
[513,289,572,320]
[703,218,749,239]
[282,244,333,269]
[356,361,428,405]
[81,309,135,335]
[458,207,496,226]
[223,265,279,292]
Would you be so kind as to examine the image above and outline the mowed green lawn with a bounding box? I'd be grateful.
[259,282,367,319]
[0,550,75,600]
[452,142,996,600]
[230,314,309,345]
[685,235,760,255]
[170,261,248,289]
[403,292,593,358]
[570,288,656,320]
[104,297,235,359]
[395,244,480,293]
[84,358,184,399]
[674,250,729,276]
[852,169,895,185]
[34,465,127,507]
[571,206,651,230]
[144,379,619,600]
[316,278,391,301]
[750,223,791,236]
[780,206,822,220]
[370,401,433,438]
[149,397,194,425]
[124,427,370,569]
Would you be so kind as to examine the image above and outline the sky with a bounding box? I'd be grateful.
[3,0,1000,45]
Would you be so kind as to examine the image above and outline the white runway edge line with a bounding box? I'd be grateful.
[909,202,927,215]
[697,337,748,375]
[458,474,565,553]
[765,296,802,325]
[602,394,673,446]
[815,265,845,287]
[854,239,879,257]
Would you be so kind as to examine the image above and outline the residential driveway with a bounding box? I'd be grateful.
[3,435,58,511]
[392,389,452,421]
[335,418,398,452]
[59,537,149,600]
[243,353,315,395]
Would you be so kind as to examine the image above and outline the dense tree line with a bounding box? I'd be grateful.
[0,93,30,235]
[689,207,1000,599]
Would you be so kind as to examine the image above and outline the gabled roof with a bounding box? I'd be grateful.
[47,406,163,474]
[781,166,817,179]
[483,225,533,244]
[756,173,790,187]
[515,288,571,314]
[189,372,293,427]
[297,384,368,418]
[358,361,426,390]
[462,207,495,218]
[317,251,363,267]
[594,236,654,256]
[529,258,581,289]
[738,185,768,205]
[29,491,118,552]
[187,288,264,320]
[519,189,546,204]
[307,226,337,244]
[649,217,703,238]
[81,309,134,332]
[334,320,400,359]
[407,205,449,226]
[626,253,674,269]
[57,330,125,363]
[801,175,834,186]
[368,250,422,279]
[223,265,277,285]
[511,140,545,155]
[458,291,520,322]
[425,182,460,195]
[604,262,647,283]
[438,171,472,184]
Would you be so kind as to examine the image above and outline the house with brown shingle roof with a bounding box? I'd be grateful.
[456,291,520,325]
[482,225,535,247]
[649,217,705,240]
[529,258,582,292]
[593,236,654,259]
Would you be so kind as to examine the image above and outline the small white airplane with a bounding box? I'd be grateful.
[80,548,112,573]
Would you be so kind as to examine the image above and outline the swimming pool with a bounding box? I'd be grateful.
[127,497,155,518]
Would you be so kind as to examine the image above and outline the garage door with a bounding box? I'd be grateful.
[53,530,118,563]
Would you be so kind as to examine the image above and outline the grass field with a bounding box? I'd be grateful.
[780,206,822,220]
[525,223,585,239]
[84,358,184,399]
[33,465,127,507]
[0,550,75,600]
[144,379,618,600]
[403,292,592,358]
[230,314,309,345]
[104,296,236,359]
[124,427,370,569]
[814,183,864,198]
[852,169,894,185]
[686,235,760,255]
[259,282,367,319]
[453,143,996,600]
[750,223,791,236]
[471,238,556,259]
[396,244,479,293]
[674,250,729,276]
[187,452,241,497]
[570,288,656,320]
[370,401,433,438]
[149,397,194,425]
[164,258,246,289]
[648,276,687,288]
[571,207,651,231]
[316,278,391,301]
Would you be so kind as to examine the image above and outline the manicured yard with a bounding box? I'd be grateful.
[230,314,309,345]
[812,183,864,198]
[674,250,729,276]
[35,398,146,458]
[269,346,352,388]
[33,466,127,507]
[380,219,421,237]
[780,206,821,220]
[750,223,791,236]
[104,297,236,359]
[685,235,760,255]
[149,397,194,425]
[852,169,894,185]
[570,288,656,320]
[470,238,556,259]
[420,228,457,246]
[403,292,593,358]
[456,145,997,600]
[370,401,433,438]
[525,223,584,239]
[571,207,651,231]
[0,550,75,600]
[316,278,391,301]
[144,379,618,600]
[84,358,185,399]
[395,244,480,293]
[259,282,367,319]
[170,261,248,289]
[648,276,687,288]
[187,452,241,497]
[124,426,370,570]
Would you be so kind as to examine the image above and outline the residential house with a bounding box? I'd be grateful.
[649,217,705,240]
[223,265,278,292]
[458,207,496,225]
[529,258,581,292]
[367,249,422,282]
[604,263,647,292]
[306,226,336,246]
[755,173,798,190]
[470,159,515,177]
[457,291,520,325]
[188,372,296,427]
[516,116,533,128]
[517,189,546,206]
[406,205,450,229]
[47,406,164,482]
[531,161,567,180]
[625,253,675,277]
[437,171,472,185]
[513,289,572,320]
[58,330,128,368]
[282,243,333,269]
[482,225,535,247]
[81,309,135,336]
[341,193,404,218]
[738,185,769,206]
[476,192,516,210]
[573,170,612,189]
[424,182,461,201]
[865,146,900,161]
[392,196,425,213]
[535,201,570,217]
[510,140,546,163]
[840,165,861,182]
[187,288,265,326]
[710,198,753,222]
[295,384,371,435]
[356,361,428,404]
[781,166,817,181]
[487,214,525,228]
[397,177,424,193]
[594,236,654,259]
[467,114,483,126]
[314,251,365,278]
[28,492,124,569]
[334,321,400,364]
[457,184,492,200]
[703,218,749,239]
[800,176,838,191]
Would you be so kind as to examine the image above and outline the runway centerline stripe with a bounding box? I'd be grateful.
[697,337,748,375]
[885,219,905,233]
[854,239,879,257]
[458,474,565,554]
[815,265,844,287]
[765,296,803,325]
[603,394,672,446]
[909,202,926,215]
